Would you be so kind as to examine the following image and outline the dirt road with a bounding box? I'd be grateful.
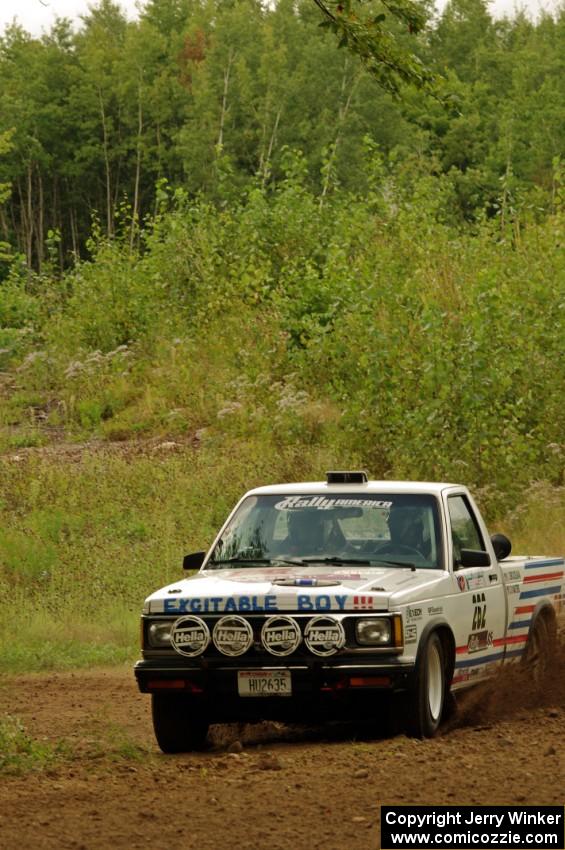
[1,666,564,850]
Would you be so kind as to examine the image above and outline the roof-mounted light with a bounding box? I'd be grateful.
[326,470,368,485]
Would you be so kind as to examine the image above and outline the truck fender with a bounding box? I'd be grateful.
[413,618,456,689]
[528,601,557,639]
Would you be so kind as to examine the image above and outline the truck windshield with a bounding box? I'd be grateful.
[208,493,442,569]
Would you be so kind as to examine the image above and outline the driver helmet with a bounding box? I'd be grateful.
[287,509,326,552]
[387,506,425,550]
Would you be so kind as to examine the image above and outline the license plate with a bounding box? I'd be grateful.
[237,670,292,697]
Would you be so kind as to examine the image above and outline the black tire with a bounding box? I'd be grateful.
[442,690,458,722]
[523,614,556,682]
[406,632,446,738]
[151,694,209,754]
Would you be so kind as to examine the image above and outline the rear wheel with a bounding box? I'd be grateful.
[152,694,209,753]
[406,632,445,738]
[523,614,556,682]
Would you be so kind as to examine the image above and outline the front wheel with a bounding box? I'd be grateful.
[152,694,209,753]
[406,632,446,738]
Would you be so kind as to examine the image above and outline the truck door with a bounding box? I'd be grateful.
[446,494,507,687]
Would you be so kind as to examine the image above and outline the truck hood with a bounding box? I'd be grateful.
[145,565,449,614]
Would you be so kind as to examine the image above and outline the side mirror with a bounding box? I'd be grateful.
[459,549,491,568]
[491,533,512,561]
[183,551,206,570]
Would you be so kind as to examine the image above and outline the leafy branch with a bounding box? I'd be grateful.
[312,0,436,96]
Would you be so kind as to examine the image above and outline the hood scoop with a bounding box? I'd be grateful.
[273,577,341,587]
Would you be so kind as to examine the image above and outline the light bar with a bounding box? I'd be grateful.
[326,470,368,484]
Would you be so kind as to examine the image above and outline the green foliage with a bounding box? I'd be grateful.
[0,0,564,267]
[1,177,563,504]
[313,0,436,95]
[0,715,71,774]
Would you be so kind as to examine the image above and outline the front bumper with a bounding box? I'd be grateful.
[134,656,415,722]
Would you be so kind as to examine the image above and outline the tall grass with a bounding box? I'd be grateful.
[0,442,562,673]
[0,440,346,671]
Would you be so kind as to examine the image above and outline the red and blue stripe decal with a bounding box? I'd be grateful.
[454,650,506,669]
[518,559,563,599]
[524,558,564,570]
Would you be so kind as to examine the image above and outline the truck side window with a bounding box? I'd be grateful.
[448,495,485,562]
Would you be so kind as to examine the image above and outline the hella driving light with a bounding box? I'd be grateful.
[213,616,254,656]
[355,618,392,646]
[304,616,345,657]
[261,615,302,656]
[170,616,211,657]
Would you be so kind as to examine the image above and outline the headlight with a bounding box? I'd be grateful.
[355,618,392,646]
[147,620,174,648]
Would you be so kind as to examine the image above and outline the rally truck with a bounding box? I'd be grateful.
[134,472,565,752]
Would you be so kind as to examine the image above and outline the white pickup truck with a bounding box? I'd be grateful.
[134,472,565,752]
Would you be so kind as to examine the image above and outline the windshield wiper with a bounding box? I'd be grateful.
[208,557,272,567]
[298,557,371,565]
[373,559,416,569]
[207,557,301,568]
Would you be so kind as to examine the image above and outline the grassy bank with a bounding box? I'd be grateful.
[0,440,337,671]
[2,183,564,504]
[1,440,563,673]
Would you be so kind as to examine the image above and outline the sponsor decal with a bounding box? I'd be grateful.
[261,616,302,656]
[407,607,422,620]
[405,624,418,644]
[506,583,520,594]
[274,496,393,511]
[308,571,363,580]
[488,574,498,583]
[225,568,366,582]
[297,594,348,611]
[427,605,443,616]
[163,593,351,614]
[164,595,279,614]
[466,573,487,590]
[212,616,254,656]
[170,616,210,657]
[504,569,522,582]
[452,671,471,684]
[467,629,493,653]
[273,577,341,587]
[456,575,466,592]
[304,616,345,656]
[162,592,383,615]
[353,595,374,610]
[472,593,487,630]
[224,571,288,582]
